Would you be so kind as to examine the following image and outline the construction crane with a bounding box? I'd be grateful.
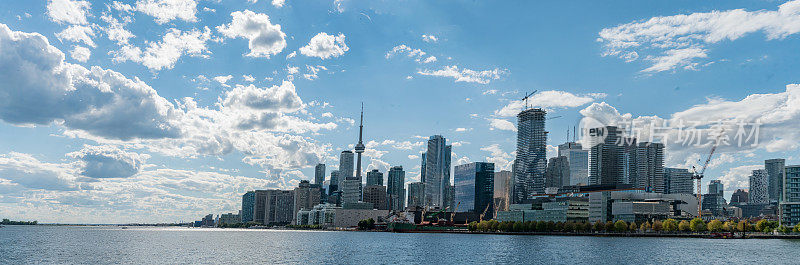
[450,201,460,223]
[521,90,538,110]
[479,202,492,221]
[692,128,725,218]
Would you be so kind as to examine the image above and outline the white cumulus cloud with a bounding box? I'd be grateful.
[299,32,349,59]
[47,0,92,25]
[134,0,198,24]
[217,10,287,58]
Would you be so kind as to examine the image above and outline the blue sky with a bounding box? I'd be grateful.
[1,0,799,223]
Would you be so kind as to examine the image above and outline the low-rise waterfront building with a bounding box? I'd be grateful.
[218,212,241,226]
[295,203,391,228]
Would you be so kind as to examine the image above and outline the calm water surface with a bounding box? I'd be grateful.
[2,225,799,264]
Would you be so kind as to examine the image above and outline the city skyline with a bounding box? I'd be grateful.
[2,0,800,224]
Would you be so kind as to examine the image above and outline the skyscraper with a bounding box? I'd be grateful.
[558,142,588,186]
[407,182,425,208]
[664,168,694,195]
[338,151,354,188]
[387,166,406,211]
[494,170,512,211]
[366,169,383,186]
[702,180,725,216]
[749,169,769,204]
[454,162,495,216]
[634,142,665,193]
[354,104,366,199]
[513,108,547,203]
[588,126,625,186]
[314,163,326,185]
[544,156,569,189]
[709,180,724,197]
[328,170,340,195]
[766,158,786,202]
[341,179,361,205]
[423,135,452,208]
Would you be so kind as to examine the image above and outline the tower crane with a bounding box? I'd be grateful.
[521,90,538,110]
[692,128,725,218]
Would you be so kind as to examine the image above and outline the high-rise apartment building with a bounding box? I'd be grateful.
[328,170,340,195]
[293,180,322,224]
[634,142,665,193]
[241,191,255,223]
[387,166,406,211]
[781,165,800,227]
[363,185,388,210]
[513,108,547,202]
[588,126,625,186]
[314,164,326,185]
[558,142,588,186]
[423,135,451,208]
[544,156,569,189]
[454,162,495,215]
[407,182,425,208]
[366,169,383,186]
[341,179,361,205]
[251,189,294,225]
[766,159,786,202]
[494,170,512,211]
[749,169,769,204]
[339,151,354,188]
[664,168,694,195]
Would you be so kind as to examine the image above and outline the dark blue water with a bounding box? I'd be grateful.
[2,225,798,264]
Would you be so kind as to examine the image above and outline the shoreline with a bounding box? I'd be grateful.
[390,229,800,239]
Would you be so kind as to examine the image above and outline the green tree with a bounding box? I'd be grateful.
[639,221,651,232]
[490,220,499,231]
[679,220,690,232]
[628,222,638,232]
[755,219,769,233]
[652,220,663,232]
[514,221,524,232]
[722,221,735,232]
[614,220,628,232]
[794,223,800,233]
[690,218,706,232]
[604,221,615,232]
[554,222,565,232]
[534,221,545,232]
[593,221,604,231]
[707,220,724,232]
[468,221,478,231]
[663,219,678,232]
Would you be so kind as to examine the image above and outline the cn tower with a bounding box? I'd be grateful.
[354,103,365,197]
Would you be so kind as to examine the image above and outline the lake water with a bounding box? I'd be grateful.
[2,225,799,264]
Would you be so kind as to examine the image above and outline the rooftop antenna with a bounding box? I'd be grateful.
[566,128,569,143]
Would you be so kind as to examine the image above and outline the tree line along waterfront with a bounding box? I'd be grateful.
[466,218,800,235]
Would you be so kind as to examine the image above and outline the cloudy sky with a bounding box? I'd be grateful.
[1,0,799,223]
